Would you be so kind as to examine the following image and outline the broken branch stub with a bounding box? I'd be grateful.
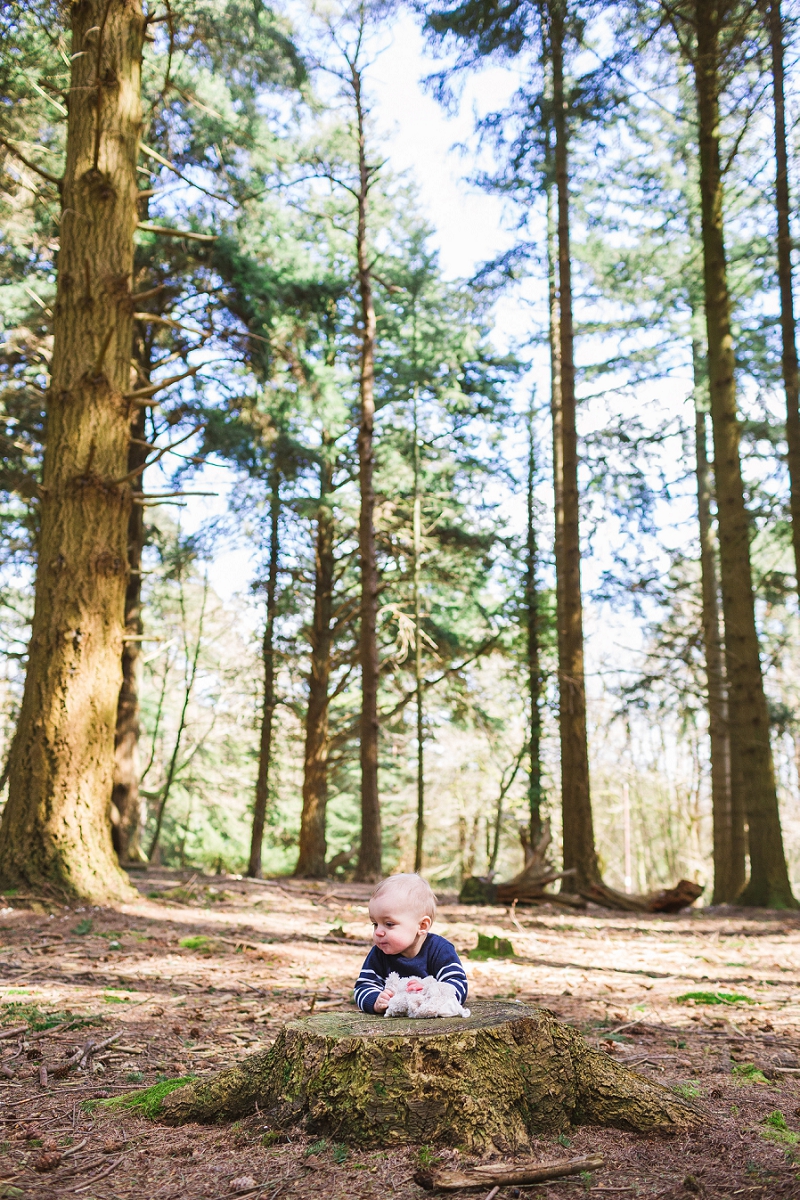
[159,1002,701,1150]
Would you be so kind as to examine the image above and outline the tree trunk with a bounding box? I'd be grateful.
[295,453,334,878]
[769,0,800,593]
[148,573,208,862]
[157,1002,700,1145]
[693,0,796,908]
[248,471,281,879]
[0,0,144,902]
[527,400,544,847]
[549,6,600,892]
[413,383,425,872]
[692,347,742,902]
[353,65,382,883]
[111,402,148,863]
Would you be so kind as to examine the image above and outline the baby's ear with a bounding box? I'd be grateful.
[419,914,432,932]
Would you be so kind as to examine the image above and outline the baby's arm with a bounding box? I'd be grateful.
[430,941,469,1004]
[354,949,388,1013]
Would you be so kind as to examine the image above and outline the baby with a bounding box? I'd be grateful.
[354,873,468,1014]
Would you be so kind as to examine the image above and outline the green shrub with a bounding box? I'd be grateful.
[304,1138,328,1157]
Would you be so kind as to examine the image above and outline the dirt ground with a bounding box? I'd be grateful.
[2,870,800,1199]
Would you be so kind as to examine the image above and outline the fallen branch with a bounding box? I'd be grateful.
[27,1021,70,1042]
[414,1153,605,1191]
[49,1031,122,1079]
[67,1153,124,1193]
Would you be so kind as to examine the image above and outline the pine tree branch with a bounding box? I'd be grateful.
[0,138,63,187]
[112,424,203,483]
[139,142,237,207]
[123,363,204,401]
[137,222,217,242]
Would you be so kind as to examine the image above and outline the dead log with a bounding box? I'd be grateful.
[647,880,705,913]
[156,1001,701,1149]
[460,820,585,907]
[462,819,701,914]
[580,880,703,914]
[414,1152,605,1191]
[495,869,578,906]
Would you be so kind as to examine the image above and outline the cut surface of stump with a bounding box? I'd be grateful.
[159,1002,700,1151]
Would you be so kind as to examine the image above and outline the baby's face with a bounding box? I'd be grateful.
[369,893,430,957]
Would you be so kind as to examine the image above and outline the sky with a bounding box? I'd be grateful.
[367,12,519,280]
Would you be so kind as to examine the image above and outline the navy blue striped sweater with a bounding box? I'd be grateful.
[354,933,468,1014]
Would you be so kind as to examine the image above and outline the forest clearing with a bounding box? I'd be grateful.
[6,0,800,1191]
[1,875,800,1199]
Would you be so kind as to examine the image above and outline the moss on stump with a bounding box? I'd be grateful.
[159,1002,700,1150]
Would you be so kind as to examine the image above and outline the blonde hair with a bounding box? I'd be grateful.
[370,873,437,921]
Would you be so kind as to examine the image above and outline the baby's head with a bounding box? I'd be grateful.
[369,873,437,958]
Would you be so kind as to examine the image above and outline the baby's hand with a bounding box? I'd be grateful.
[406,978,424,993]
[373,988,394,1013]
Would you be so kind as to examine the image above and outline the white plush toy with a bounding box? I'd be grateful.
[383,972,471,1019]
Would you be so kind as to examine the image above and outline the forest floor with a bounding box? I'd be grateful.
[1,870,800,1200]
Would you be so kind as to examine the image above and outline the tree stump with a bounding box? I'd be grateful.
[160,1002,700,1150]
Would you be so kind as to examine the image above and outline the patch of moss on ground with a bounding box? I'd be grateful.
[468,933,515,960]
[761,1111,799,1145]
[0,1003,101,1031]
[732,1063,769,1085]
[178,935,213,951]
[85,1076,196,1119]
[676,990,754,1006]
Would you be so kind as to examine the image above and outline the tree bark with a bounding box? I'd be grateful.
[692,348,742,902]
[413,383,425,872]
[768,0,800,592]
[692,0,796,908]
[527,400,544,847]
[111,401,148,863]
[295,452,334,878]
[248,470,281,879]
[548,6,600,891]
[0,0,144,901]
[156,1002,701,1144]
[353,62,382,883]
